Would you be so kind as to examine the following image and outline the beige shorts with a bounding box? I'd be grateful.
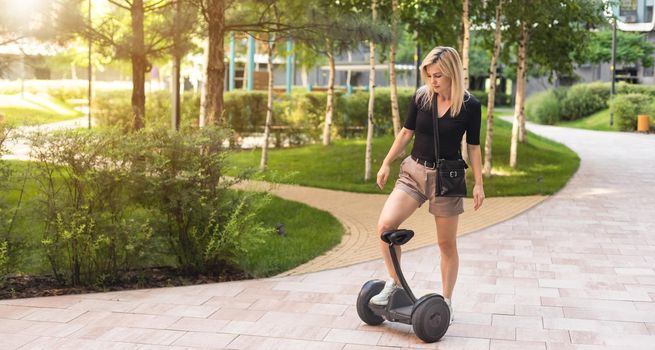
[394,156,464,217]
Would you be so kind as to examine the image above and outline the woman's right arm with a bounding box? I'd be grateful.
[376,127,414,190]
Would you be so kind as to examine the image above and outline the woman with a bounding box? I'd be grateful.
[369,46,485,325]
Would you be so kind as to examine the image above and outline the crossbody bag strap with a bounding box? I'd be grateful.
[432,96,441,164]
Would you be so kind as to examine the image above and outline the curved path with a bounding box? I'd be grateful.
[234,181,545,276]
[2,123,655,349]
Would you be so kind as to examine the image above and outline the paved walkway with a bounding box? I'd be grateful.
[2,123,655,349]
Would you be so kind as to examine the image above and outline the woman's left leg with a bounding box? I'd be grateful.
[434,215,459,299]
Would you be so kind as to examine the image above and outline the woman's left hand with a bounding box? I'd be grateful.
[473,184,485,210]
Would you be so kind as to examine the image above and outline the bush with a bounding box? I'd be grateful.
[29,129,156,286]
[609,93,652,131]
[559,84,607,121]
[92,88,417,145]
[468,90,512,108]
[128,127,272,273]
[526,90,561,125]
[26,126,274,284]
[616,82,655,97]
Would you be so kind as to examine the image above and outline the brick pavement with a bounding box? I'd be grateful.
[1,122,654,349]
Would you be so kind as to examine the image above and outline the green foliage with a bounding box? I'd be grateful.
[578,29,655,67]
[526,90,561,125]
[29,129,155,285]
[610,93,652,131]
[616,82,655,97]
[92,88,418,145]
[204,191,270,270]
[128,126,272,273]
[0,124,13,279]
[0,240,8,286]
[559,84,606,121]
[468,90,512,108]
[24,126,280,283]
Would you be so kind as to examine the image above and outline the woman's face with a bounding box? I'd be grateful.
[426,63,451,97]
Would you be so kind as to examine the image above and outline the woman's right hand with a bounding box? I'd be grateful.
[376,163,391,190]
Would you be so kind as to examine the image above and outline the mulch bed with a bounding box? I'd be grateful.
[0,266,252,299]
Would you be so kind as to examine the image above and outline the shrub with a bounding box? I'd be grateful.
[29,129,155,286]
[559,84,606,121]
[610,93,652,131]
[468,90,512,108]
[127,126,272,273]
[92,88,417,145]
[616,82,655,97]
[526,90,561,125]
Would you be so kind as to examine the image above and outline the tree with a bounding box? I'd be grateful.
[364,0,378,182]
[461,0,470,89]
[482,0,504,178]
[389,0,401,137]
[577,29,655,68]
[504,0,606,168]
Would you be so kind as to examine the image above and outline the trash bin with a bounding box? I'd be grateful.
[637,115,650,132]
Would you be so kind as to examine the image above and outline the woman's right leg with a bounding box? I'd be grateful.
[377,189,421,282]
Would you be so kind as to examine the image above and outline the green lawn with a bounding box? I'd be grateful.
[228,110,580,197]
[0,94,83,126]
[1,161,344,278]
[558,109,620,132]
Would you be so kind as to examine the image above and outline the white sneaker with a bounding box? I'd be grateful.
[445,298,454,325]
[370,280,400,306]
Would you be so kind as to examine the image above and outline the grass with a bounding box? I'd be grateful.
[0,160,344,278]
[0,93,83,126]
[227,109,580,197]
[558,109,620,132]
[242,195,343,277]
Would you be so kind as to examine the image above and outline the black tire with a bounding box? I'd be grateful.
[411,298,450,343]
[356,279,385,326]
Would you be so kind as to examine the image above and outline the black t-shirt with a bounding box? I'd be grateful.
[404,91,481,161]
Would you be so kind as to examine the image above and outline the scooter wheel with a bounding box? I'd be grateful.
[356,279,385,326]
[411,297,450,343]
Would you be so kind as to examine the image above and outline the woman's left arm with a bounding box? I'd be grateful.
[467,144,485,210]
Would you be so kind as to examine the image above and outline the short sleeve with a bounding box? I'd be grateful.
[403,93,418,130]
[465,97,482,145]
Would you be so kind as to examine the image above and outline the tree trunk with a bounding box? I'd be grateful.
[71,62,77,80]
[204,0,226,125]
[389,0,401,137]
[483,0,503,177]
[199,39,209,127]
[131,0,146,130]
[364,0,377,181]
[323,39,335,145]
[260,36,275,170]
[171,55,181,130]
[510,20,527,168]
[461,0,470,90]
[301,65,308,87]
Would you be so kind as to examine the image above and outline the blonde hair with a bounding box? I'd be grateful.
[415,46,468,117]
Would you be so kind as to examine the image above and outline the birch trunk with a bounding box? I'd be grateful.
[510,20,527,168]
[483,0,504,177]
[460,0,470,162]
[260,36,275,170]
[364,0,377,181]
[323,39,335,145]
[389,0,401,137]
